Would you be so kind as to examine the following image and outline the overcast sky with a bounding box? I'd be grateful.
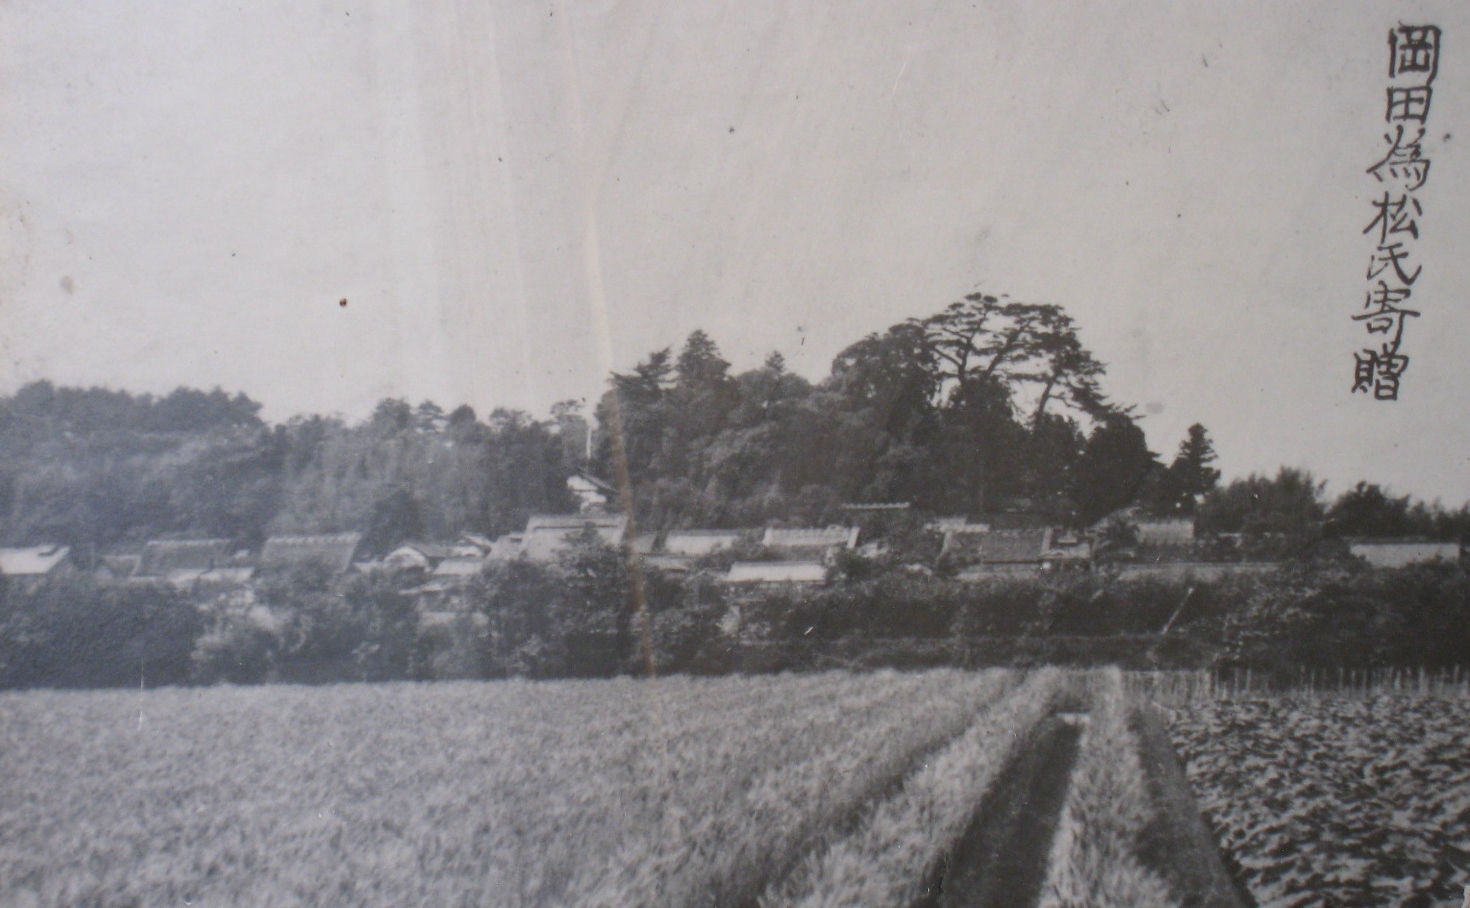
[2,0,1467,504]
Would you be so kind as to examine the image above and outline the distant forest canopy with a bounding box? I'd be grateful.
[0,382,580,557]
[1,292,1466,556]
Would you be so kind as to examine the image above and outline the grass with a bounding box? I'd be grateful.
[572,669,1015,908]
[1037,668,1179,908]
[11,666,1440,908]
[0,669,1013,908]
[762,668,1064,908]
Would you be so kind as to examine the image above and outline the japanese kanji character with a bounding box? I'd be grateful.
[1389,25,1442,84]
[1354,281,1420,347]
[1362,192,1422,244]
[1367,242,1422,285]
[1352,345,1410,400]
[1387,86,1433,123]
[1367,125,1431,190]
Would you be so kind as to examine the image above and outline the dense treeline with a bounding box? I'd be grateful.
[0,382,580,558]
[3,537,1467,688]
[593,295,1218,531]
[1193,467,1470,560]
[5,290,1463,555]
[0,291,1198,557]
[590,291,1470,539]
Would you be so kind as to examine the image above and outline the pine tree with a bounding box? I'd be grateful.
[1166,423,1220,513]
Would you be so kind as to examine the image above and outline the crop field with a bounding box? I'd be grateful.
[2,668,1463,908]
[0,669,1032,908]
[1168,687,1470,908]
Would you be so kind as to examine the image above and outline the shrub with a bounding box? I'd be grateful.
[0,575,201,689]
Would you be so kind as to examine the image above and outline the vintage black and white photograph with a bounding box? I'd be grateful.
[2,2,1469,906]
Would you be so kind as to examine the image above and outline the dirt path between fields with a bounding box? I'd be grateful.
[1131,707,1256,908]
[915,714,1082,908]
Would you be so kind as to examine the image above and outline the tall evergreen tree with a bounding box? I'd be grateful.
[1148,423,1221,515]
[1070,411,1161,525]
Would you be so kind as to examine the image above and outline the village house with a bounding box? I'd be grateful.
[1093,508,1197,546]
[761,526,860,560]
[640,554,696,573]
[954,528,1052,576]
[1047,530,1093,566]
[409,554,491,621]
[194,561,257,589]
[724,561,828,585]
[94,553,141,583]
[0,544,73,592]
[131,539,237,589]
[1113,561,1279,581]
[934,521,991,559]
[566,472,617,513]
[518,514,628,562]
[258,533,363,575]
[950,528,1091,577]
[453,534,496,557]
[486,533,524,561]
[430,555,486,583]
[381,542,456,573]
[1135,518,1196,546]
[663,529,744,557]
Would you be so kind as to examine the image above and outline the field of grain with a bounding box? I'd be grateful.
[6,667,1460,908]
[1168,688,1470,908]
[0,670,1027,908]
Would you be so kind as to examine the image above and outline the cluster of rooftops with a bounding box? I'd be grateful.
[0,476,1460,594]
[0,515,1101,596]
[0,535,367,594]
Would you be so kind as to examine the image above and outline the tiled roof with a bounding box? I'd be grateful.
[976,528,1052,564]
[632,533,658,555]
[197,566,255,585]
[403,542,456,559]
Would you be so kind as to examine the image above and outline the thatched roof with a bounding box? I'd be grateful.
[135,539,231,578]
[259,533,363,574]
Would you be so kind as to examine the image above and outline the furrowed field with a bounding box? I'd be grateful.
[3,669,1467,908]
[1167,683,1470,908]
[3,670,1032,908]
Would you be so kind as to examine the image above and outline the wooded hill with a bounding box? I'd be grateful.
[1,291,1465,560]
